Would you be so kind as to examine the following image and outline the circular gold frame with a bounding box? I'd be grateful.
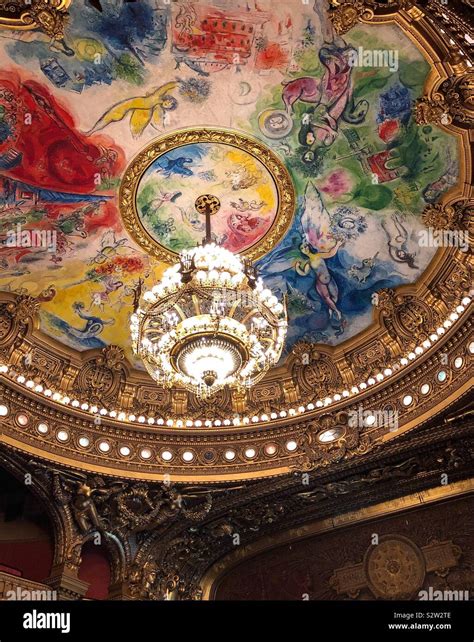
[119,127,296,263]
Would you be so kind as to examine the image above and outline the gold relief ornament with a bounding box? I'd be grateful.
[119,127,296,264]
[290,410,372,472]
[414,96,452,127]
[328,1,374,35]
[374,289,441,350]
[330,537,462,599]
[0,0,70,31]
[422,202,470,232]
[437,76,474,126]
[365,536,426,599]
[292,343,342,400]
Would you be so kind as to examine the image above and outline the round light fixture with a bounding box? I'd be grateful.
[131,195,287,400]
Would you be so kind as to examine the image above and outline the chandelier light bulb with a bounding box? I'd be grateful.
[131,236,287,400]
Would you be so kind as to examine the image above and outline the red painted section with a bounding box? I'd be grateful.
[0,69,125,193]
[78,542,111,600]
[0,539,53,583]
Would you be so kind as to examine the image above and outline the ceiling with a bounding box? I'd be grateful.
[0,0,460,367]
[0,0,471,483]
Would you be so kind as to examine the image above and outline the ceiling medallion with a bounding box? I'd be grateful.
[130,194,288,399]
[119,127,296,264]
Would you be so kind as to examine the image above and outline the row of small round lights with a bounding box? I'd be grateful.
[0,297,471,428]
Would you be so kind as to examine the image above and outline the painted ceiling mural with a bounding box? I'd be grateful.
[0,0,459,365]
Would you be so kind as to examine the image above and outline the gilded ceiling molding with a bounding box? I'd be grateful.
[0,314,471,480]
[0,0,71,36]
[119,127,296,264]
[0,395,472,600]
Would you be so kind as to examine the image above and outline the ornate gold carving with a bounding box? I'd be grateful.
[328,1,374,35]
[365,536,426,599]
[330,536,462,599]
[292,344,343,401]
[249,381,283,410]
[438,75,474,125]
[422,201,471,231]
[290,410,373,472]
[414,96,452,126]
[119,127,296,264]
[0,0,70,32]
[431,260,473,306]
[346,339,392,379]
[415,77,474,129]
[73,346,125,406]
[375,289,442,350]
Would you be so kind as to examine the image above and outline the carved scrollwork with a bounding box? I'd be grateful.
[290,411,374,472]
[328,1,374,35]
[292,343,343,401]
[73,346,125,406]
[422,200,472,231]
[25,0,70,41]
[414,96,452,126]
[437,75,474,126]
[375,289,442,350]
[346,339,393,380]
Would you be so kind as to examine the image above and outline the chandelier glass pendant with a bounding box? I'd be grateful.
[131,194,288,399]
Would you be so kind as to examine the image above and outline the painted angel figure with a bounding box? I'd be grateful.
[258,182,344,335]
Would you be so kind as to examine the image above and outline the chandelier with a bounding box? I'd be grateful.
[130,194,287,399]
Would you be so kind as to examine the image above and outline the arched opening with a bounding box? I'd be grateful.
[0,465,54,583]
[78,539,112,600]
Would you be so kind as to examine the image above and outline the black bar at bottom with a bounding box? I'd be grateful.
[0,599,471,642]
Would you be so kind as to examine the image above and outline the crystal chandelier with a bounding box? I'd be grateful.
[130,194,287,399]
